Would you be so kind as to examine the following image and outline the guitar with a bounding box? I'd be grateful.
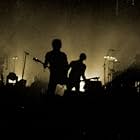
[81,77,100,82]
[33,57,49,68]
[33,57,67,85]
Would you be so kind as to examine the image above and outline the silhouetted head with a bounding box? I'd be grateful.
[79,53,87,61]
[52,39,62,51]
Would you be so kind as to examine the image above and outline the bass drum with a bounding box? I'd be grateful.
[84,80,104,96]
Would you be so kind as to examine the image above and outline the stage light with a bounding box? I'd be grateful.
[8,79,16,84]
[12,56,18,60]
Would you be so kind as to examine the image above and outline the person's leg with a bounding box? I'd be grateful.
[67,82,73,92]
[47,78,57,96]
[65,80,74,96]
[75,82,80,96]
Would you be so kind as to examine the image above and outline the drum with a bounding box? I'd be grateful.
[84,80,103,96]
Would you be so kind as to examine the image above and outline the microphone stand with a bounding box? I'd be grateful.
[22,51,29,79]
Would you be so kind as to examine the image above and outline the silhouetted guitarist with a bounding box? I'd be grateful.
[44,39,68,96]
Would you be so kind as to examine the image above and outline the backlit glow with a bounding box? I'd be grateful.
[80,81,85,92]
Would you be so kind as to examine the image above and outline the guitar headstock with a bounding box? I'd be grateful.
[33,57,44,65]
[33,57,40,63]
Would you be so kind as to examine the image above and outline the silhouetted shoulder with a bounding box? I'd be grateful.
[45,51,52,57]
[69,60,86,68]
[45,51,53,61]
[61,52,67,57]
[69,60,77,66]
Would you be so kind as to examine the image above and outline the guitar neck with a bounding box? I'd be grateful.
[33,57,50,69]
[33,57,44,65]
[38,61,44,65]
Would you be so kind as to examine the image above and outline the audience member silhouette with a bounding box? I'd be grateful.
[44,39,68,96]
[67,53,87,93]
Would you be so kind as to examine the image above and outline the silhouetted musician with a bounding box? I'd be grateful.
[67,53,87,92]
[44,39,68,96]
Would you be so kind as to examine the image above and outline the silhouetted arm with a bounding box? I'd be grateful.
[67,61,73,71]
[81,65,86,81]
[44,53,49,68]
